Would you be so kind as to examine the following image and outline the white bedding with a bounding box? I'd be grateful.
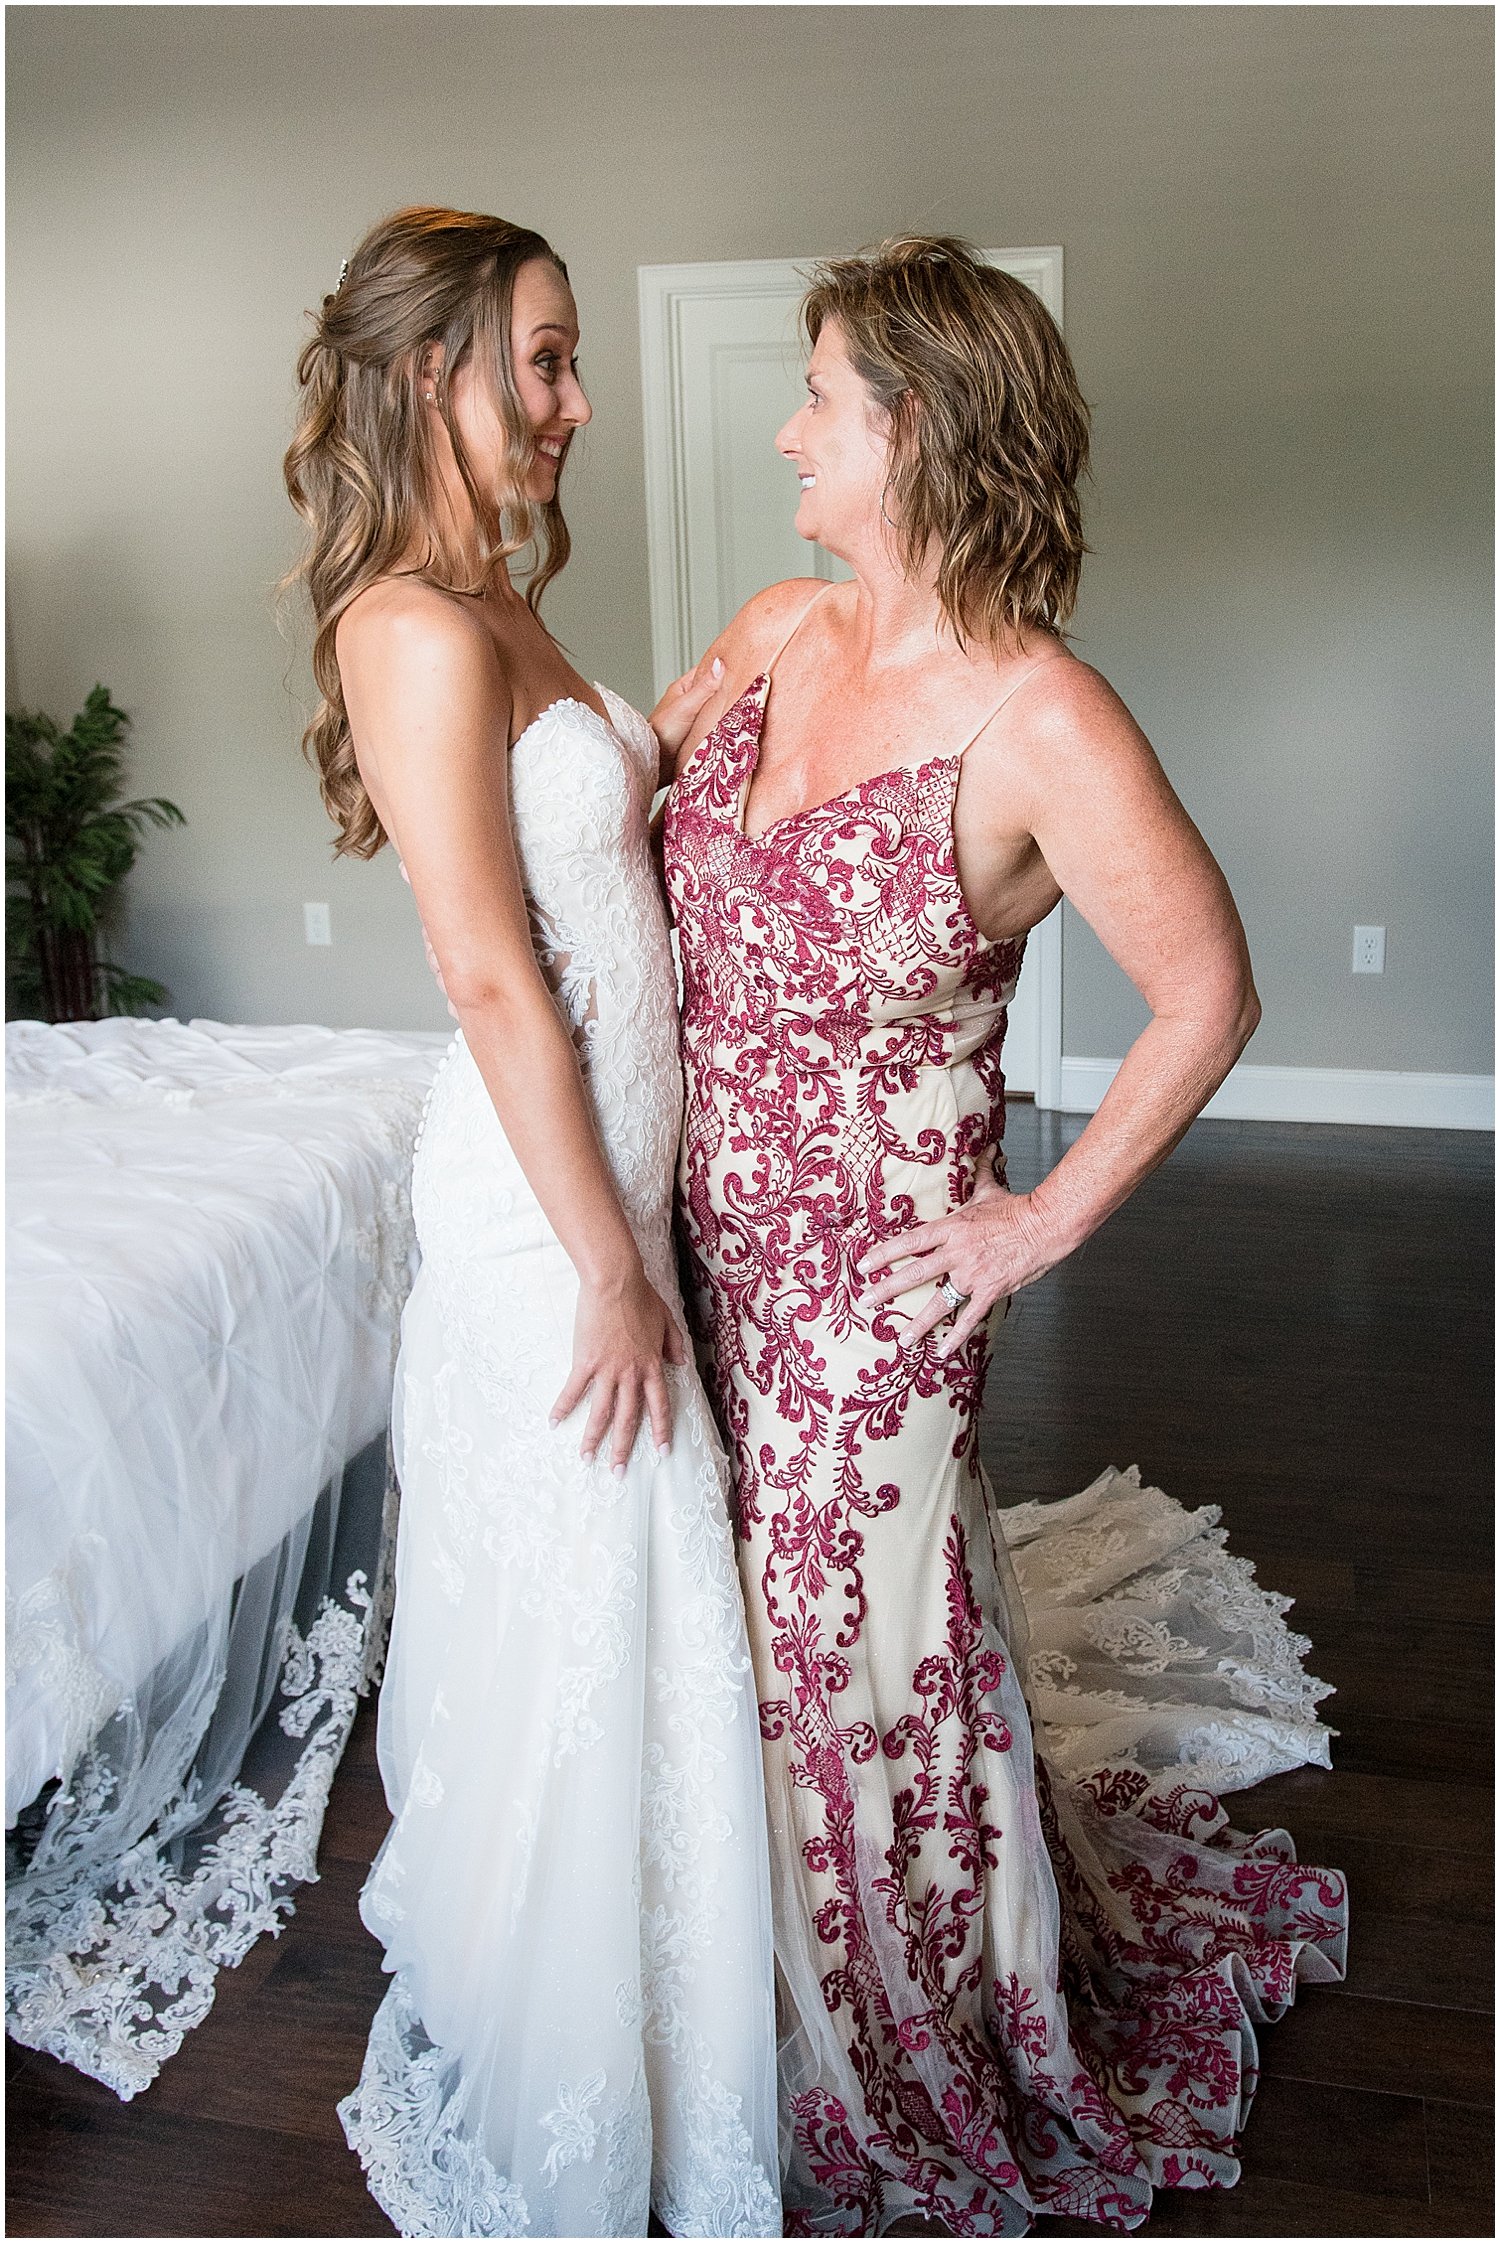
[6,1017,447,1824]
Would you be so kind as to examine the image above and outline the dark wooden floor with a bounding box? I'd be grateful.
[8,1110,1493,2237]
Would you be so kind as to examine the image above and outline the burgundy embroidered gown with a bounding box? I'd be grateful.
[662,622,1349,2237]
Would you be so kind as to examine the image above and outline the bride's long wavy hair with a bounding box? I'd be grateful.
[283,206,571,858]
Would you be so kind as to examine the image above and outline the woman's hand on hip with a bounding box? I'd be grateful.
[550,1263,690,1471]
[858,1175,1056,1358]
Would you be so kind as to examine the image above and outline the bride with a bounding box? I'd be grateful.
[283,206,780,2239]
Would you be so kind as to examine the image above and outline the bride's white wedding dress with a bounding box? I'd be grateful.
[338,689,781,2239]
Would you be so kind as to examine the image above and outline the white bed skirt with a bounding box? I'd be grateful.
[7,1441,395,2095]
[6,1018,446,2094]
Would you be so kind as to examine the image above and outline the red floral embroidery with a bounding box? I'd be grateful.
[663,679,1347,2234]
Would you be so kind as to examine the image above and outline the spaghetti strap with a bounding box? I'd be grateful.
[953,656,1062,760]
[764,582,840,677]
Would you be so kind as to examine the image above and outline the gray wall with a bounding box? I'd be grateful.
[8,5,1492,1067]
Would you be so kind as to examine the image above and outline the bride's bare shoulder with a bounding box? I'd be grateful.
[336,576,498,684]
[334,582,512,793]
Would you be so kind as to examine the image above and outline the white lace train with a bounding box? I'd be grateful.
[1003,1463,1336,1798]
[337,691,780,2237]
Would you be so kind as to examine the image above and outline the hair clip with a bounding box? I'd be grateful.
[336,258,350,293]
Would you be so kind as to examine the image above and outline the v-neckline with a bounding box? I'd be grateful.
[731,671,957,847]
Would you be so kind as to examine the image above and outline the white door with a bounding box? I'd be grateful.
[638,252,1064,1102]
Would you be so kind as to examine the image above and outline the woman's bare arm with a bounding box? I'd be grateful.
[339,585,685,1464]
[862,664,1260,1352]
[1018,667,1259,1233]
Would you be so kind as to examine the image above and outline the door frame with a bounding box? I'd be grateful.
[637,250,1065,1107]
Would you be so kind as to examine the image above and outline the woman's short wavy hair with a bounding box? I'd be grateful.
[801,235,1091,646]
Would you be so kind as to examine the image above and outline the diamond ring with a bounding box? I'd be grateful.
[938,1276,970,1313]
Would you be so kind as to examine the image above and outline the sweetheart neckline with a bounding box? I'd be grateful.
[510,687,622,755]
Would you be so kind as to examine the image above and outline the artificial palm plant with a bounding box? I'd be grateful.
[6,686,185,1022]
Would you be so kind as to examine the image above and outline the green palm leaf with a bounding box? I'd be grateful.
[5,687,186,1021]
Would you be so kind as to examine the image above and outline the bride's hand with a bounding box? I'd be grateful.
[550,1263,691,1471]
[857,1167,1056,1359]
[649,654,725,761]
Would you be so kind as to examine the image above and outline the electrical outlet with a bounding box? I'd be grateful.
[304,902,332,947]
[1352,924,1385,975]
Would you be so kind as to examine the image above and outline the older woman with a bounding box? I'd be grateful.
[660,237,1347,2234]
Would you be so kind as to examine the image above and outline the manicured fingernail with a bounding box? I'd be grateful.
[656,1443,671,1460]
[612,1462,626,1479]
[712,656,724,677]
[548,1415,560,1429]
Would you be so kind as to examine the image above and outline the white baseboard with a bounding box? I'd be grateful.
[1054,1057,1495,1131]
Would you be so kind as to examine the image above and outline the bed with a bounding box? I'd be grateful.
[5,1016,448,2095]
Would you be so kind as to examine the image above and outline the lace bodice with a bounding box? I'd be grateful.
[511,690,682,1221]
[666,671,1025,1080]
[414,690,682,1262]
